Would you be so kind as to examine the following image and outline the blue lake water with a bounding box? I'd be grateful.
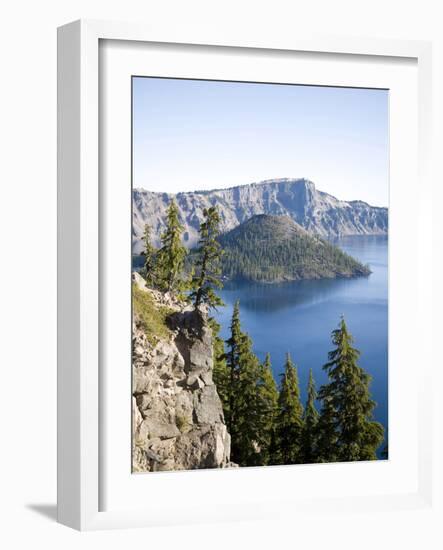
[214,235,388,453]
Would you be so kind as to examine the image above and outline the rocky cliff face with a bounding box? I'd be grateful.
[132,178,388,252]
[132,273,231,472]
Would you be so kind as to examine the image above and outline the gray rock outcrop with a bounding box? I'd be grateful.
[132,178,388,252]
[132,273,231,472]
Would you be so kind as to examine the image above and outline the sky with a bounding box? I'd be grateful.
[132,77,389,207]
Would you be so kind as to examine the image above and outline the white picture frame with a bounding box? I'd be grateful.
[57,19,433,531]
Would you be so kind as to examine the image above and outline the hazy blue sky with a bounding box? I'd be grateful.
[133,77,388,206]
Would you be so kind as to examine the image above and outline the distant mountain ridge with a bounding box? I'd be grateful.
[217,214,370,283]
[132,178,388,253]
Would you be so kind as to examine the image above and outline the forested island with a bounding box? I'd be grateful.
[132,201,385,471]
[217,214,370,282]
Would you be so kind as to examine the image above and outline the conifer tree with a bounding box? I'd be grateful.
[190,206,224,309]
[235,341,265,466]
[300,369,319,463]
[224,301,266,466]
[209,317,230,420]
[224,301,242,436]
[142,223,157,287]
[274,353,304,465]
[156,200,187,293]
[317,317,384,462]
[315,382,339,463]
[257,353,279,465]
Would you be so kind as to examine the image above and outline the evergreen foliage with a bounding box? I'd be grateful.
[317,317,384,462]
[234,339,266,466]
[218,215,370,283]
[224,302,273,466]
[224,301,242,437]
[190,206,224,309]
[274,353,304,464]
[209,317,230,420]
[213,312,384,467]
[300,369,319,463]
[156,200,188,293]
[142,223,157,287]
[257,353,279,465]
[315,387,339,462]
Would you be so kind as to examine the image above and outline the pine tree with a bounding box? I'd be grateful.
[209,317,230,421]
[315,387,338,463]
[224,301,242,437]
[190,206,224,309]
[317,316,384,462]
[300,369,319,463]
[274,353,304,465]
[156,200,187,293]
[224,301,266,466]
[142,223,156,287]
[257,353,279,465]
[235,341,264,466]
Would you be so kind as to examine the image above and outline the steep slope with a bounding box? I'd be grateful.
[217,215,371,283]
[132,273,232,472]
[132,178,388,253]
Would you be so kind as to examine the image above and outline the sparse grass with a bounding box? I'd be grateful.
[175,414,191,433]
[133,284,173,345]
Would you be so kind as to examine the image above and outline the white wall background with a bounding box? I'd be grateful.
[0,1,441,548]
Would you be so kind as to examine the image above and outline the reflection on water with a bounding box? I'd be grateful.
[214,235,388,454]
[221,276,370,314]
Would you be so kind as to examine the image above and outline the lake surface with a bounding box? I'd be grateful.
[214,234,388,454]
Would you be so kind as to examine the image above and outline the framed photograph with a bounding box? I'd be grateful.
[57,20,433,530]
